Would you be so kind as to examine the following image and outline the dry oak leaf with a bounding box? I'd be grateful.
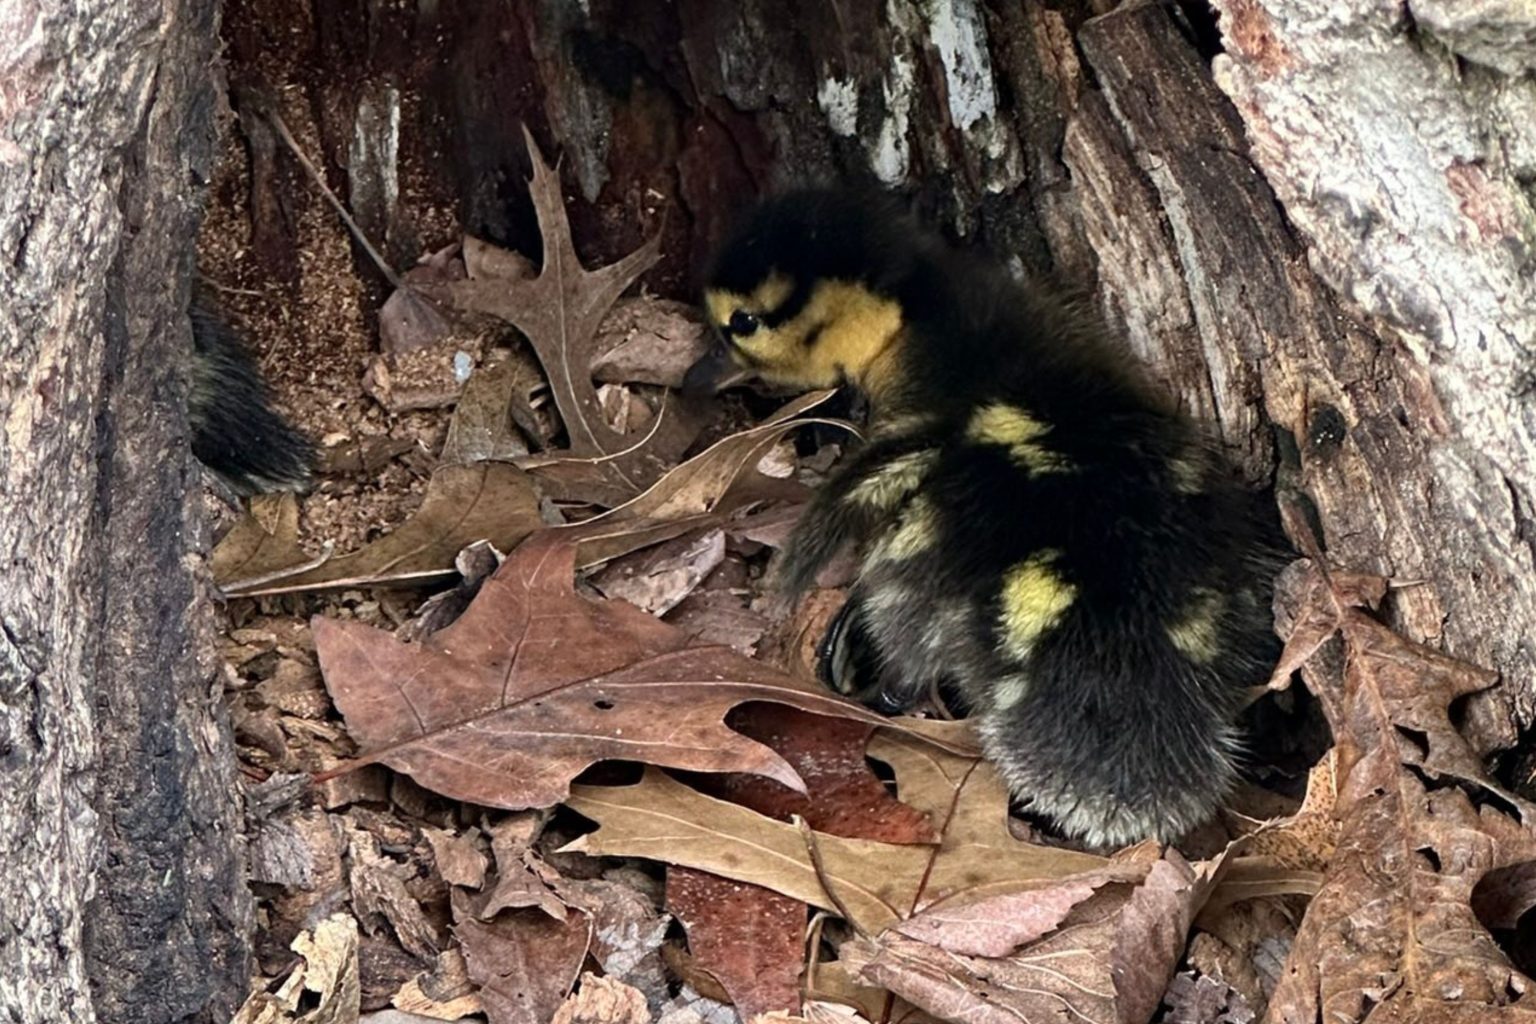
[565,729,1101,938]
[390,949,483,1020]
[439,127,698,506]
[844,850,1229,1024]
[551,973,652,1024]
[312,531,903,810]
[668,868,808,1022]
[1266,565,1536,1023]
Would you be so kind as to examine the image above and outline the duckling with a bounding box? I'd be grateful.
[685,189,1281,848]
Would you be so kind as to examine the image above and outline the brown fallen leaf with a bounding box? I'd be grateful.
[591,297,712,389]
[565,740,1100,938]
[708,706,940,845]
[804,957,937,1024]
[390,949,483,1020]
[210,492,330,590]
[591,529,727,617]
[218,462,543,597]
[1163,971,1257,1024]
[347,824,442,962]
[1266,564,1536,1023]
[378,245,469,356]
[844,849,1227,1024]
[1226,753,1339,873]
[454,896,592,1024]
[312,532,908,810]
[552,877,671,996]
[665,554,772,656]
[668,868,807,1021]
[439,355,537,465]
[422,827,488,890]
[439,128,699,505]
[889,868,1125,957]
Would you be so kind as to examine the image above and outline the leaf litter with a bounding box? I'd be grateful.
[212,109,1536,1024]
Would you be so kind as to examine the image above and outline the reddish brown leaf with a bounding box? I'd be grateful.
[667,868,806,1020]
[313,532,899,810]
[706,705,938,845]
[665,705,939,1020]
[1112,852,1226,1024]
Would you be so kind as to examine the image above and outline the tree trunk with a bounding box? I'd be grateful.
[0,1,251,1021]
[212,0,1536,762]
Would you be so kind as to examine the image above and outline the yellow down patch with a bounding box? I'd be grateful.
[967,403,1072,474]
[865,496,938,566]
[998,551,1076,660]
[845,450,938,510]
[703,271,794,328]
[1167,588,1224,663]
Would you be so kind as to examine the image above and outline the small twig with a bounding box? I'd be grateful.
[196,273,265,298]
[263,106,402,290]
[794,814,870,940]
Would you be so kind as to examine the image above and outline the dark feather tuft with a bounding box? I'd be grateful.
[188,302,315,496]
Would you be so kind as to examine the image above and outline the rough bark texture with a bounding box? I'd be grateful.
[1210,0,1536,749]
[217,0,1536,757]
[0,1,251,1021]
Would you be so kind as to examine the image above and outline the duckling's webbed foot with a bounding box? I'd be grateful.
[817,595,925,715]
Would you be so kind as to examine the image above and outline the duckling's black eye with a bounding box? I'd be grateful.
[728,310,760,337]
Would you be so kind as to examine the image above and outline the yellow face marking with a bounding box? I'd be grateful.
[1167,587,1224,663]
[844,449,938,510]
[864,495,937,567]
[967,403,1073,474]
[998,550,1076,660]
[706,278,905,396]
[703,272,795,328]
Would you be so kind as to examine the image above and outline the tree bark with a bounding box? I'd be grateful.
[0,1,251,1021]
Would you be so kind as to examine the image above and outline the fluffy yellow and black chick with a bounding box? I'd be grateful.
[685,189,1280,848]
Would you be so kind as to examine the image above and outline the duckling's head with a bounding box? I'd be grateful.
[684,189,918,399]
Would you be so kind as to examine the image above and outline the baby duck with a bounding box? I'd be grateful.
[686,189,1280,848]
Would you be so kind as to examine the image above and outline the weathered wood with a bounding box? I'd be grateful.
[0,0,250,1020]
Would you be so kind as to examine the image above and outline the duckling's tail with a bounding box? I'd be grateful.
[978,645,1247,849]
[189,303,314,496]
